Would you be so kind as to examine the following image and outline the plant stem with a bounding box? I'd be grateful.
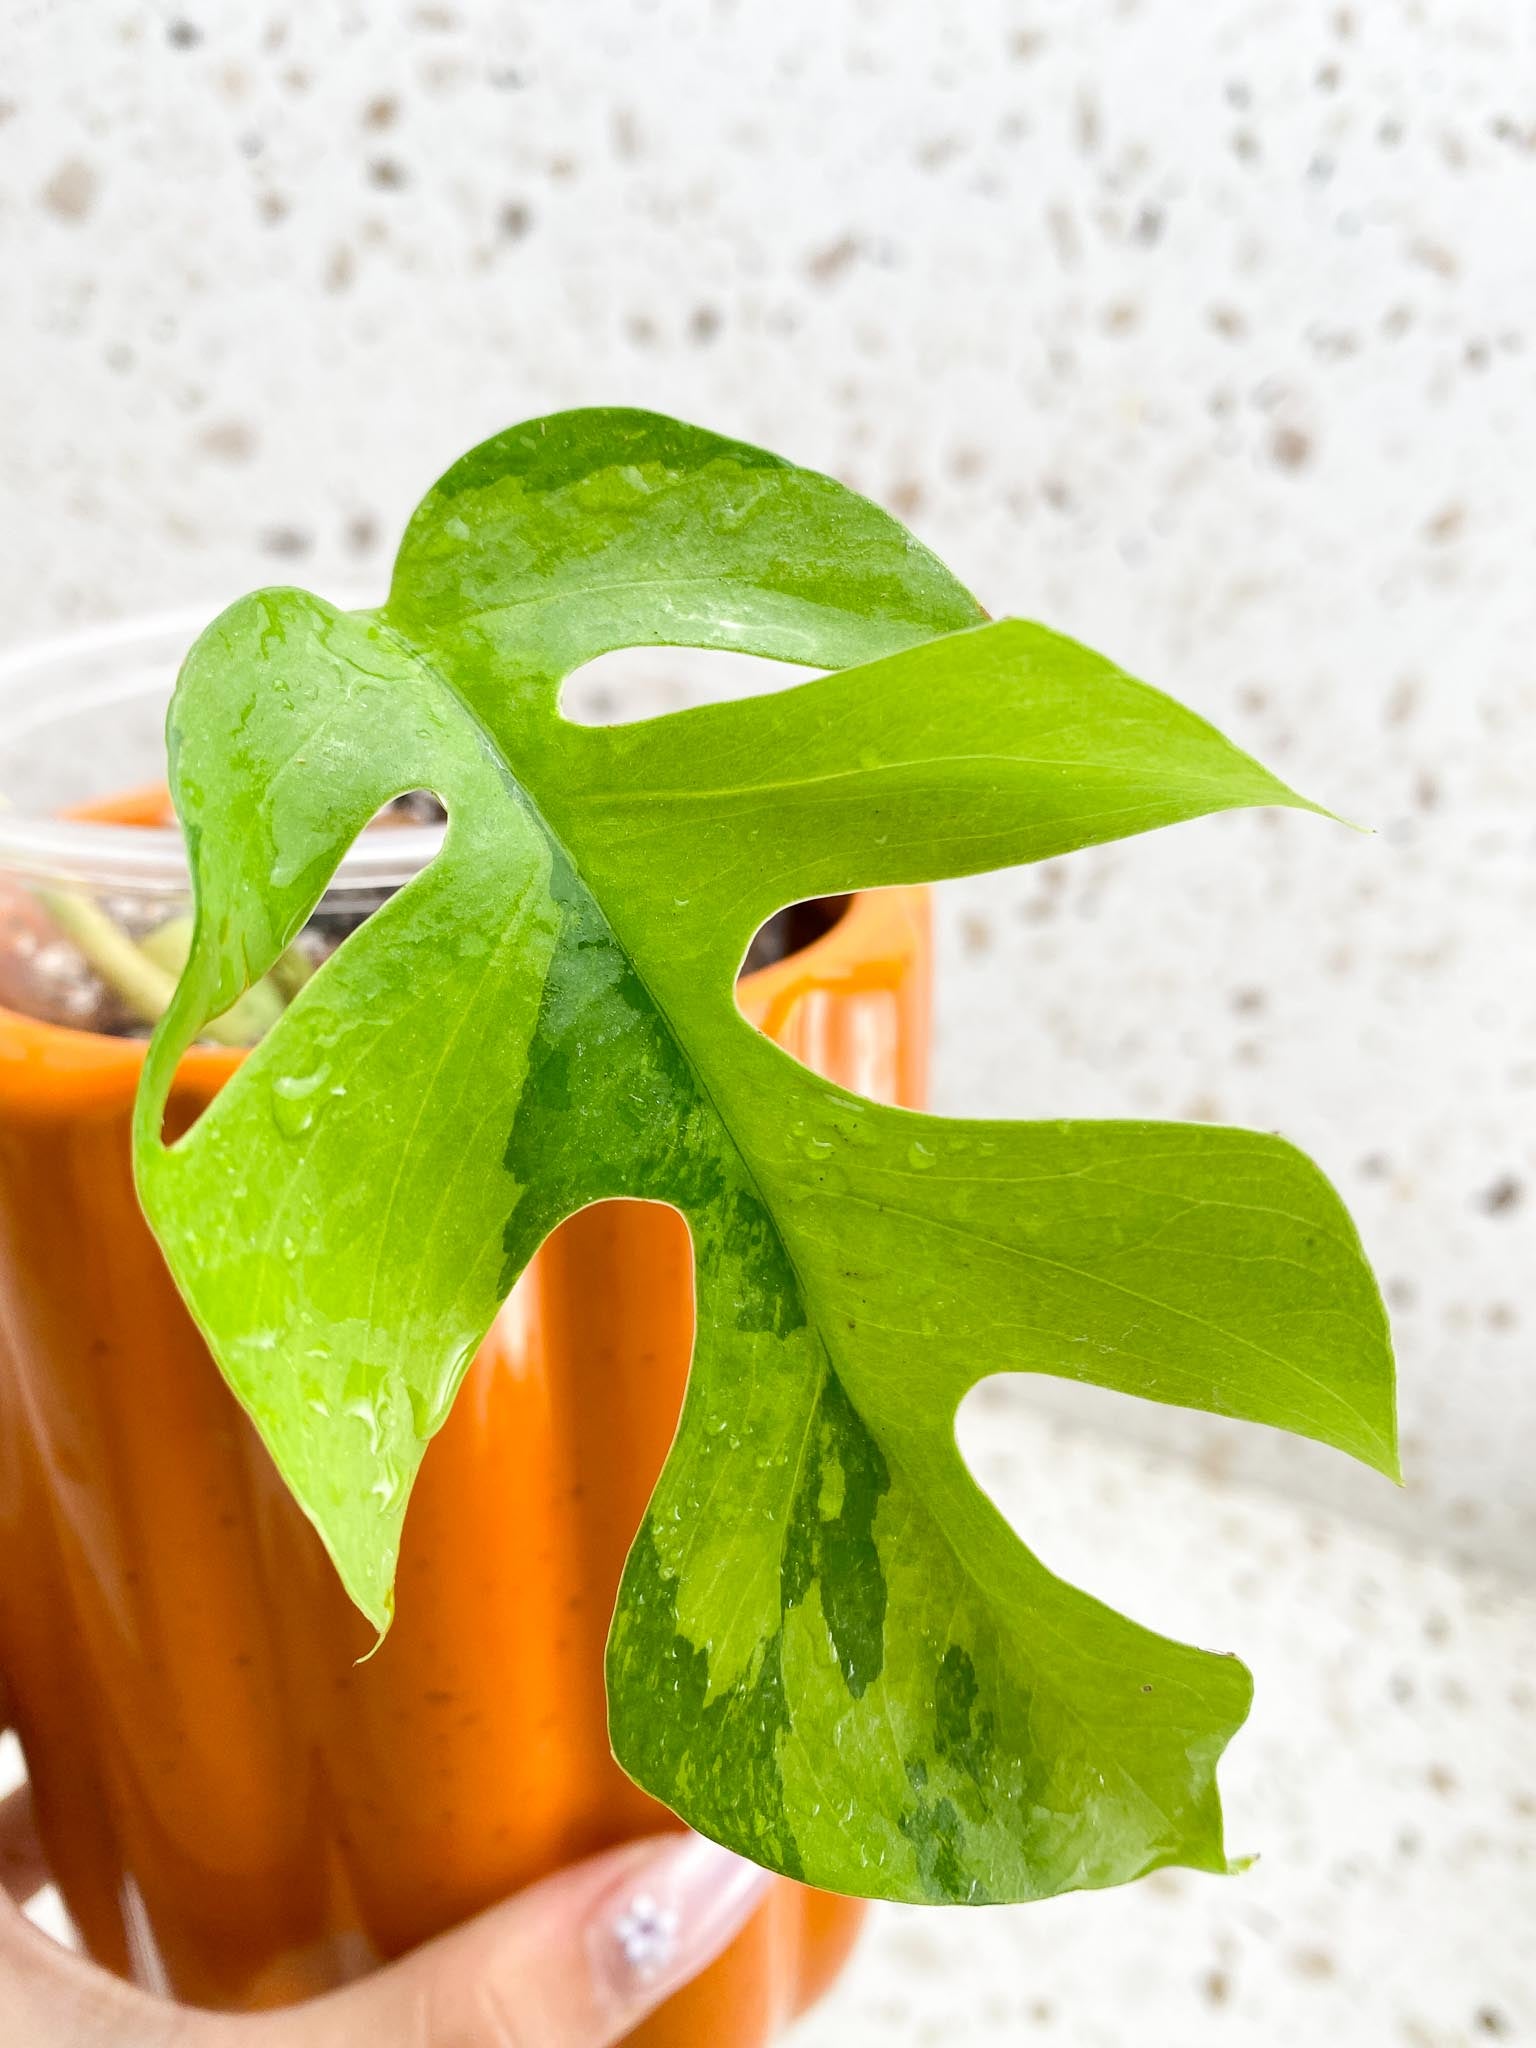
[39,894,279,1048]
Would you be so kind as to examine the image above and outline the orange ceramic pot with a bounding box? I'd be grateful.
[0,703,930,2034]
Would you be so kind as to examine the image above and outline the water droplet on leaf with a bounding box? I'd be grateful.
[370,1456,405,1509]
[270,1067,331,1139]
[344,1393,382,1454]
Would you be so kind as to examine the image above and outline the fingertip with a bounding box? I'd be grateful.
[586,1833,775,2021]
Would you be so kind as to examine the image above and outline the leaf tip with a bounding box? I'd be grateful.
[1296,795,1373,837]
[1372,1421,1406,1489]
[353,1587,396,1665]
[1269,785,1349,832]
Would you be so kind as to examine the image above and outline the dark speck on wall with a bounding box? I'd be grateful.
[1425,501,1467,544]
[1476,1174,1523,1215]
[807,235,861,284]
[40,159,98,222]
[1271,425,1313,470]
[260,526,313,559]
[197,420,257,463]
[1290,1947,1337,1980]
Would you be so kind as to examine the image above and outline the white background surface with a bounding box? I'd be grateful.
[2,2,1533,2042]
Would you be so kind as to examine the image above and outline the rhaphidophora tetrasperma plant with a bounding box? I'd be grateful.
[133,409,1397,1907]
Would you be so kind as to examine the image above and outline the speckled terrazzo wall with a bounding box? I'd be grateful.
[3,8,1534,2045]
[3,2,1533,1567]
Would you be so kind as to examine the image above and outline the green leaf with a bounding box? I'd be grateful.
[134,407,1395,1904]
[386,405,987,724]
[551,616,1330,969]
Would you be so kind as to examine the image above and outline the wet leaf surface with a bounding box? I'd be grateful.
[134,409,1395,1903]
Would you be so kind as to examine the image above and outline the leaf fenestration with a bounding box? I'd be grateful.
[134,408,1395,1905]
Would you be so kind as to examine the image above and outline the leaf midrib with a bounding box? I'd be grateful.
[388,608,1016,1751]
[571,754,1291,808]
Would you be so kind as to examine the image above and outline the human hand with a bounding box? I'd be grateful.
[1,1690,771,2046]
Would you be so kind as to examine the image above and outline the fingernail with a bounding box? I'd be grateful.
[590,1833,774,2010]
